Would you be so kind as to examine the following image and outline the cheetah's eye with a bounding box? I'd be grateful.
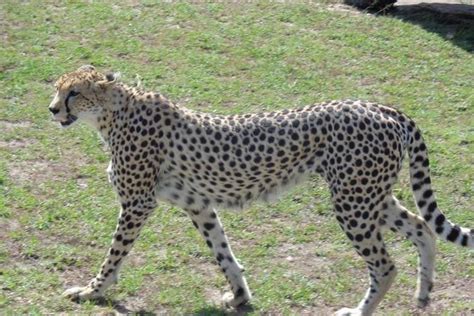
[68,90,80,98]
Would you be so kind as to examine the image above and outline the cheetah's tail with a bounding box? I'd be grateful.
[407,125,474,248]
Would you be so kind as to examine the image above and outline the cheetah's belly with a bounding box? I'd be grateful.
[155,163,319,211]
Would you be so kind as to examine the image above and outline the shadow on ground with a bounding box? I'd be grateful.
[193,304,255,316]
[82,297,255,315]
[391,4,474,52]
[345,2,474,52]
[81,297,158,315]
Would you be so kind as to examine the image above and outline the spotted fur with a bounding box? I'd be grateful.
[49,66,473,315]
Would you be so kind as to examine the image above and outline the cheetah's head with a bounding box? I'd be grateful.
[49,65,118,128]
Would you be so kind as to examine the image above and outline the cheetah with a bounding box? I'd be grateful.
[48,65,473,315]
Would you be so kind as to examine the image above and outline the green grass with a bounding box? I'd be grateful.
[1,1,473,315]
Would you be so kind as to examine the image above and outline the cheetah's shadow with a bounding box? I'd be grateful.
[81,297,157,315]
[193,304,255,316]
[82,297,254,315]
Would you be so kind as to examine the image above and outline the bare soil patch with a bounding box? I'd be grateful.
[327,3,365,15]
[0,218,22,262]
[273,241,334,277]
[425,278,474,314]
[0,120,32,132]
[7,158,89,187]
[0,139,36,149]
[8,159,71,185]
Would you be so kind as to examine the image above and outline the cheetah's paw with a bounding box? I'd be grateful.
[417,296,430,308]
[222,290,251,308]
[335,307,363,316]
[63,286,102,301]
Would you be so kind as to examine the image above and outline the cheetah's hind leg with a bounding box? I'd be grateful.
[334,200,398,316]
[380,196,436,308]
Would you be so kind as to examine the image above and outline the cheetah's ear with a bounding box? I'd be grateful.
[95,71,120,90]
[105,72,120,82]
[77,64,96,72]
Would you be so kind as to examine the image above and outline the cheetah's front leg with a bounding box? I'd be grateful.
[187,208,251,308]
[63,198,155,300]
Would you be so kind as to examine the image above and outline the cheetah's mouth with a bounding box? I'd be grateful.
[60,115,78,127]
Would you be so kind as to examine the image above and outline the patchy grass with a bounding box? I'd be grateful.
[1,1,473,315]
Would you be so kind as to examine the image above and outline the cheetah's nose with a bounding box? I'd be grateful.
[49,107,60,115]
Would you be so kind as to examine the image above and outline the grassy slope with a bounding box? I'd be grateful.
[0,1,473,315]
